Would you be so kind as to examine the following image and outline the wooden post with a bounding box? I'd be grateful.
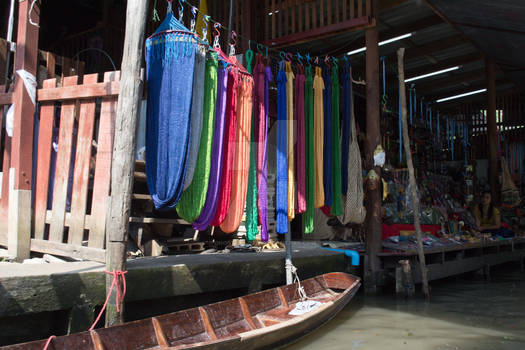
[485,58,499,204]
[8,0,40,261]
[397,48,430,299]
[105,0,149,327]
[364,0,382,294]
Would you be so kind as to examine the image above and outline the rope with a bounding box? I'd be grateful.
[42,270,127,350]
[290,264,308,301]
[42,336,56,350]
[29,0,40,27]
[90,270,128,331]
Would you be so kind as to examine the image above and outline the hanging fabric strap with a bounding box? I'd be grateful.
[259,62,273,240]
[331,63,342,216]
[296,64,307,214]
[341,63,351,195]
[177,53,218,222]
[322,65,333,206]
[211,69,239,226]
[193,65,229,231]
[409,85,413,125]
[285,61,296,220]
[221,73,254,233]
[245,49,259,241]
[276,65,288,234]
[183,44,207,190]
[304,66,315,233]
[313,66,325,208]
[429,107,432,132]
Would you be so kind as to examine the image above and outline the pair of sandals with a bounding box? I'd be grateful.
[261,241,285,251]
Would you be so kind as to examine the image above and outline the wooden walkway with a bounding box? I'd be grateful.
[377,238,525,287]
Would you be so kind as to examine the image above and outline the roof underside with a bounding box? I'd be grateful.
[426,0,525,92]
[276,0,522,109]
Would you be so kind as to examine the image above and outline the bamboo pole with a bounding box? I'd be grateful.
[105,0,150,327]
[397,47,430,299]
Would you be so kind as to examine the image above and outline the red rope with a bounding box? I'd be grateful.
[42,270,127,350]
[42,336,56,350]
[89,270,128,331]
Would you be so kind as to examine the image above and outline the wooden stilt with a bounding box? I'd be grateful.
[397,47,430,300]
[8,0,40,261]
[364,0,382,294]
[105,0,150,327]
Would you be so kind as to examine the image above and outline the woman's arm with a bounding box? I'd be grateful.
[481,210,501,230]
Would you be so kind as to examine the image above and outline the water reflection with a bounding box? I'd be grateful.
[286,266,525,350]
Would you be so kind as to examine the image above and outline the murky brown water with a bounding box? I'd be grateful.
[286,266,525,350]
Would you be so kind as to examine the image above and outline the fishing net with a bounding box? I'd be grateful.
[338,67,366,224]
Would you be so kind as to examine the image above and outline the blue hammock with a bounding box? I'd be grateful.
[145,11,197,210]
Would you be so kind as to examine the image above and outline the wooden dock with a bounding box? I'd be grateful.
[377,238,525,289]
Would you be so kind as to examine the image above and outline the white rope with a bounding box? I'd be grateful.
[29,0,40,28]
[290,264,308,301]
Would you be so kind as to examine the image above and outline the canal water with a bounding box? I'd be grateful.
[286,265,525,350]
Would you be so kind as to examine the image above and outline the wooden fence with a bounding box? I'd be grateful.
[0,71,120,261]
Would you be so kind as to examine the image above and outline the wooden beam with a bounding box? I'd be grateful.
[8,0,40,261]
[105,0,150,327]
[263,16,371,48]
[37,80,120,102]
[379,0,411,12]
[364,5,382,294]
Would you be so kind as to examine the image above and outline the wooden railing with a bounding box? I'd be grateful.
[263,0,373,47]
[0,72,120,260]
[30,71,120,261]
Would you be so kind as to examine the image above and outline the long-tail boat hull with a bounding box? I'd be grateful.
[2,272,360,350]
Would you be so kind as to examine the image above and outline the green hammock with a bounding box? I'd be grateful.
[176,53,218,222]
[304,66,315,233]
[245,50,259,241]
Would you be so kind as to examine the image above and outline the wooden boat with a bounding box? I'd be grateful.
[2,272,360,350]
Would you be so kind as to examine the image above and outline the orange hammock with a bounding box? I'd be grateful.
[221,76,254,233]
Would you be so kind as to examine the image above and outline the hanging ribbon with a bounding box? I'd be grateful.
[244,49,259,241]
[322,65,333,206]
[193,65,229,230]
[296,64,307,214]
[331,63,342,216]
[176,53,218,222]
[429,107,432,132]
[341,62,351,195]
[211,69,239,226]
[285,61,296,220]
[313,66,325,208]
[276,62,288,234]
[304,65,315,233]
[409,85,413,125]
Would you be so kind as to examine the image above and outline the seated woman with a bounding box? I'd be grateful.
[473,191,514,238]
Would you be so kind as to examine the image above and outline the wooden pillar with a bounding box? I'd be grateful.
[8,0,40,261]
[364,2,382,294]
[105,0,149,327]
[485,58,499,203]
